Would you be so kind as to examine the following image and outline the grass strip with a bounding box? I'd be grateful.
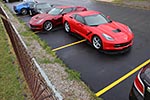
[0,19,31,100]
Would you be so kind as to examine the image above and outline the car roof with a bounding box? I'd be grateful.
[75,10,102,17]
[35,2,50,5]
[56,6,75,9]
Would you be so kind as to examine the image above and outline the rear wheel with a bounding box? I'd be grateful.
[64,21,71,33]
[92,35,103,50]
[43,21,53,31]
[21,8,28,15]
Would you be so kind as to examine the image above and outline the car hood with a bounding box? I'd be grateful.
[91,21,133,42]
[31,13,54,20]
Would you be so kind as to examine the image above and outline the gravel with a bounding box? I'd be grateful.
[0,2,99,100]
[2,0,149,99]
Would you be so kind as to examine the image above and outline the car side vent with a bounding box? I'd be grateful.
[113,29,121,33]
[35,16,39,19]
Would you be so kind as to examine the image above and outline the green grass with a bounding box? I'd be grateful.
[65,68,81,81]
[114,0,149,2]
[0,19,29,100]
[0,2,103,99]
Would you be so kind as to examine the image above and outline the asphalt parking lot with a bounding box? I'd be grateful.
[6,0,150,100]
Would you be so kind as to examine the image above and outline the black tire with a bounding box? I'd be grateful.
[64,21,71,33]
[43,21,53,31]
[92,35,103,50]
[21,8,28,15]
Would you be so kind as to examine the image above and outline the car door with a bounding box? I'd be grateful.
[54,8,73,25]
[73,14,88,38]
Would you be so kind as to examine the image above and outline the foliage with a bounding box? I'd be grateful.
[65,68,81,81]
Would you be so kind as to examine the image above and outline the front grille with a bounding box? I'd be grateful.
[30,24,37,28]
[114,40,132,48]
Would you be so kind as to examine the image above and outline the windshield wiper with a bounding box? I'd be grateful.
[108,20,112,23]
[90,25,98,27]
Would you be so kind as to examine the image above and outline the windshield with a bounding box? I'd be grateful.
[145,68,150,78]
[48,8,63,15]
[36,4,51,9]
[84,14,110,26]
[141,64,150,84]
[23,0,35,2]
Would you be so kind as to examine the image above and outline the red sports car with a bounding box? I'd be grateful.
[29,6,87,31]
[63,10,134,51]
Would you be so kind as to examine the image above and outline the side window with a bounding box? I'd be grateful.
[62,8,73,14]
[75,15,85,24]
[72,7,76,11]
[24,3,28,6]
[29,2,35,8]
[72,14,76,19]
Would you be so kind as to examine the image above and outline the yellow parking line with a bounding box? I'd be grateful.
[52,39,87,52]
[95,59,150,97]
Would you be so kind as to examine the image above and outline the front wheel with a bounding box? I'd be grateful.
[64,21,71,33]
[43,21,53,31]
[21,8,28,15]
[92,35,103,50]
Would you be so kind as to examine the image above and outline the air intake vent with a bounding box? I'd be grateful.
[113,29,121,33]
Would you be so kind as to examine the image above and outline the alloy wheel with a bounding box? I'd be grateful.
[43,21,53,31]
[92,35,102,50]
[64,22,70,33]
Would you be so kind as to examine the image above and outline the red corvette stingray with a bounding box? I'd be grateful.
[63,10,134,51]
[29,6,87,31]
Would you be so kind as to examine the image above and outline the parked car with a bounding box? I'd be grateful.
[63,10,134,51]
[29,6,87,31]
[13,1,37,15]
[29,3,52,16]
[129,63,150,100]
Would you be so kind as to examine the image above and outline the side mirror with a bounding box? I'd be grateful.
[62,13,67,16]
[107,16,110,19]
[69,16,73,19]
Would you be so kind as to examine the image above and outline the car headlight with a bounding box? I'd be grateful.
[36,19,44,24]
[128,26,132,33]
[102,33,114,41]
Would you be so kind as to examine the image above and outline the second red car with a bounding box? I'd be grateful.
[29,6,87,31]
